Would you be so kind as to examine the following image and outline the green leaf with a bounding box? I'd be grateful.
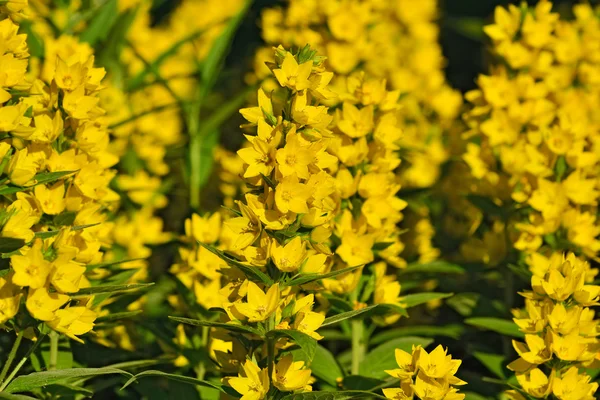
[267,330,317,363]
[473,351,506,379]
[91,269,140,306]
[281,390,387,400]
[168,316,263,336]
[86,258,145,271]
[0,237,26,253]
[22,22,44,58]
[32,170,77,186]
[121,370,223,392]
[0,394,39,400]
[466,195,504,217]
[80,0,119,45]
[373,303,408,318]
[72,283,154,297]
[284,265,362,287]
[465,317,524,339]
[189,128,219,198]
[401,261,465,275]
[445,17,486,41]
[400,292,453,308]
[199,0,251,96]
[464,392,493,400]
[321,305,379,327]
[53,212,77,227]
[198,242,273,285]
[342,376,385,391]
[4,367,131,394]
[310,345,344,386]
[95,310,143,323]
[370,324,464,345]
[359,337,433,379]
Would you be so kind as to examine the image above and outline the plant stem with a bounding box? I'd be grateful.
[351,318,366,375]
[0,333,46,392]
[0,330,24,387]
[49,331,59,371]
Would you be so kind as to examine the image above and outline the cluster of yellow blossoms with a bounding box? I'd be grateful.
[219,0,463,266]
[255,0,461,187]
[384,345,465,400]
[507,253,599,400]
[0,2,117,341]
[462,0,600,259]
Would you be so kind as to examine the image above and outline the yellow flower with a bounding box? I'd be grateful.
[235,281,280,323]
[228,359,270,400]
[25,285,69,321]
[11,240,52,289]
[292,311,325,340]
[385,346,419,380]
[273,52,312,91]
[274,174,311,214]
[273,354,312,392]
[417,345,463,380]
[336,232,374,266]
[552,366,599,400]
[0,272,22,324]
[515,368,553,399]
[275,132,314,179]
[271,236,306,272]
[34,182,66,215]
[47,306,97,343]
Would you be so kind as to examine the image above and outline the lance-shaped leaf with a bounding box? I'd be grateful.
[198,242,273,285]
[169,316,263,336]
[399,292,453,308]
[401,261,465,275]
[321,305,379,327]
[465,317,524,339]
[95,310,143,324]
[4,368,131,394]
[284,265,363,287]
[121,370,223,392]
[281,390,387,400]
[266,329,317,363]
[71,283,154,298]
[310,345,344,386]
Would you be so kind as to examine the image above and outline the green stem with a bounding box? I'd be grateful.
[195,325,209,381]
[0,331,23,387]
[267,337,275,384]
[351,318,366,375]
[49,331,59,371]
[0,333,46,392]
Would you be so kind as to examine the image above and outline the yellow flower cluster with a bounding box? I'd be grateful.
[384,345,466,400]
[255,0,462,190]
[462,0,600,258]
[241,0,460,266]
[507,253,599,400]
[0,2,118,342]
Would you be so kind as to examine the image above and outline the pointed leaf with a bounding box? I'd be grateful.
[473,351,506,379]
[267,329,317,363]
[281,391,387,400]
[121,370,223,392]
[284,265,362,287]
[169,316,263,336]
[198,242,273,284]
[399,292,453,308]
[465,317,524,339]
[72,283,154,297]
[4,368,131,394]
[402,261,465,275]
[310,344,344,386]
[321,305,379,327]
